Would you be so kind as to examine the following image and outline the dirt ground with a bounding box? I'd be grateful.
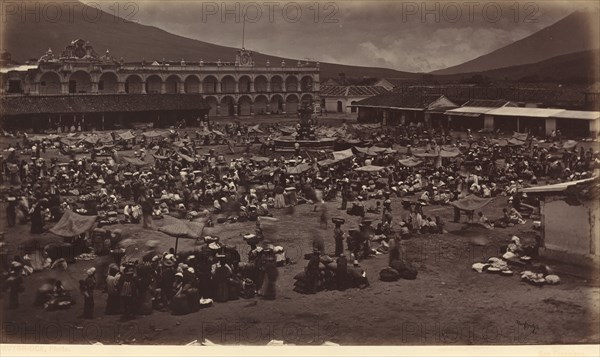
[1,117,599,345]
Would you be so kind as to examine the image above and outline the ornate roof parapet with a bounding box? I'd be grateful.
[59,39,99,62]
[38,48,57,63]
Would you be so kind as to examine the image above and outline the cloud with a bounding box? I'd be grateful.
[79,0,594,72]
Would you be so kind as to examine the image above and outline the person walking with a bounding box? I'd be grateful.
[81,267,96,319]
[334,221,345,256]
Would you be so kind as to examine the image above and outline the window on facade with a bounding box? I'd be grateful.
[69,80,77,93]
[7,80,22,93]
[98,80,104,91]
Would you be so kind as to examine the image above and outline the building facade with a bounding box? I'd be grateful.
[320,85,389,117]
[1,39,320,119]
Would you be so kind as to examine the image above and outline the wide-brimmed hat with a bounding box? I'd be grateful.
[86,267,96,276]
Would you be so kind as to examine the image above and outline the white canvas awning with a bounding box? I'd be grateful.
[549,110,600,121]
[520,177,597,193]
[444,107,497,116]
[485,107,565,118]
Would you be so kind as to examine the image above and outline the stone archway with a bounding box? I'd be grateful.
[221,75,236,93]
[204,96,219,116]
[184,75,200,94]
[99,72,118,94]
[285,76,299,92]
[165,75,180,94]
[39,71,61,95]
[238,75,251,93]
[203,75,218,94]
[69,71,92,93]
[270,95,284,114]
[238,95,253,116]
[254,75,268,92]
[270,75,283,92]
[125,75,143,94]
[145,75,162,94]
[286,94,299,114]
[254,95,269,115]
[221,96,236,116]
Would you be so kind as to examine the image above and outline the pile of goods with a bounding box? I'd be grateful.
[472,257,514,276]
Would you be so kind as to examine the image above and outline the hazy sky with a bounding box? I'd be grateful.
[82,0,599,72]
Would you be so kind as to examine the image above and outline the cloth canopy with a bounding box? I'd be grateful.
[450,195,492,211]
[513,132,528,141]
[563,140,578,149]
[159,216,203,239]
[178,152,196,163]
[50,210,97,238]
[507,138,525,146]
[152,153,169,160]
[118,131,136,141]
[439,147,461,158]
[121,156,150,166]
[399,157,423,167]
[332,149,354,161]
[279,127,296,135]
[83,135,99,144]
[411,149,438,158]
[355,165,385,172]
[354,146,389,156]
[211,130,225,137]
[490,139,509,147]
[250,156,271,163]
[287,163,312,175]
[248,125,263,134]
[143,130,167,138]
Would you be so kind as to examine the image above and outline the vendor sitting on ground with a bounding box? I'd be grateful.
[477,212,494,229]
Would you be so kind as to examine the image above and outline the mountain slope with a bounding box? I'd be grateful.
[0,1,418,79]
[439,49,600,83]
[432,10,600,75]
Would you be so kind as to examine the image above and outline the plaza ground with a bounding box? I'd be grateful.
[1,116,599,345]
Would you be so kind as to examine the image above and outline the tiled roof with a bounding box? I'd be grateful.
[320,85,389,97]
[1,94,211,116]
[462,99,512,108]
[353,92,449,109]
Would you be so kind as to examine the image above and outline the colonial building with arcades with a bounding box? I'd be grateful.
[0,39,320,130]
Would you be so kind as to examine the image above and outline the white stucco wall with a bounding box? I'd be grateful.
[542,196,599,258]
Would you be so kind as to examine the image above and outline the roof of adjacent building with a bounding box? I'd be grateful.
[353,92,458,111]
[0,94,211,116]
[550,110,600,120]
[445,107,499,116]
[485,106,566,118]
[520,176,598,194]
[0,64,38,74]
[320,85,389,97]
[462,99,513,108]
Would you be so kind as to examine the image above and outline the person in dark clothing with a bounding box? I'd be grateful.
[260,255,278,300]
[305,250,321,294]
[120,267,137,320]
[212,255,233,302]
[334,222,345,256]
[5,270,23,309]
[140,193,155,229]
[336,254,348,291]
[6,198,17,227]
[81,267,96,319]
[30,201,44,234]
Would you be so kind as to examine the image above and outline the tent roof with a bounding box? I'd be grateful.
[50,210,97,238]
[450,195,492,211]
